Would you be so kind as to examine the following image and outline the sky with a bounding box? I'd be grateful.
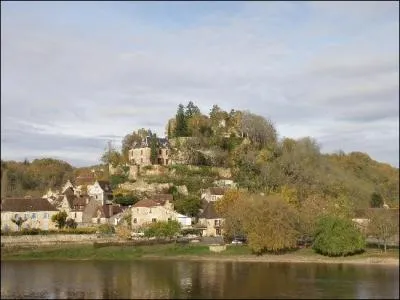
[1,1,399,167]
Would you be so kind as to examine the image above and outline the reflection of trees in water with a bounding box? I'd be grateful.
[2,260,399,299]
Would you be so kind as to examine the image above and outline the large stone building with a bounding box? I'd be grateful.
[129,136,171,166]
[131,194,191,228]
[1,197,59,231]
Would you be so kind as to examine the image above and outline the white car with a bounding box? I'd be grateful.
[231,239,243,245]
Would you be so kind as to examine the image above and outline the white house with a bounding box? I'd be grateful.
[201,187,227,202]
[87,180,113,205]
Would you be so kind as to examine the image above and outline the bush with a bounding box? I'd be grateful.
[313,216,365,257]
[98,224,115,234]
[144,220,181,239]
[66,218,78,229]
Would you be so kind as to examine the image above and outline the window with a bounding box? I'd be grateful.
[74,212,77,218]
[141,150,143,155]
[159,149,162,155]
[32,213,36,220]
[214,220,220,226]
[95,195,98,199]
[149,208,152,213]
[166,150,168,155]
[133,218,137,224]
[152,218,157,223]
[44,213,49,219]
[216,228,221,236]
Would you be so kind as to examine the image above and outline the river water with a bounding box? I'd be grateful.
[1,260,398,299]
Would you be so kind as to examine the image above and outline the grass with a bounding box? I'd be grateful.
[1,243,398,262]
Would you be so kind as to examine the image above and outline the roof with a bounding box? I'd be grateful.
[75,174,96,186]
[199,202,221,219]
[151,194,173,204]
[133,199,160,208]
[1,198,58,212]
[208,187,227,196]
[51,195,67,208]
[96,204,123,218]
[97,181,112,192]
[131,137,170,149]
[62,187,75,196]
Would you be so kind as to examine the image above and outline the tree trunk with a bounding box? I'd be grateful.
[384,240,387,253]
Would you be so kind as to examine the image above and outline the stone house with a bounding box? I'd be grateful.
[198,201,224,237]
[1,197,59,231]
[91,203,124,225]
[128,136,171,166]
[201,187,227,202]
[131,197,191,228]
[87,180,113,205]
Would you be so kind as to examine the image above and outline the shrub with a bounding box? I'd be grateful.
[65,218,78,229]
[115,225,132,240]
[51,211,68,229]
[144,220,181,239]
[313,216,365,257]
[98,224,115,234]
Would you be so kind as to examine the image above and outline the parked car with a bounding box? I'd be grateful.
[231,239,243,245]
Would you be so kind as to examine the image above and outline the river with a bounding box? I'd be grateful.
[1,260,398,299]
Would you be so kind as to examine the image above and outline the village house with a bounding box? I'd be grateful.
[87,180,113,205]
[201,187,227,202]
[1,197,59,231]
[128,136,171,166]
[213,179,237,188]
[131,194,191,228]
[198,201,224,237]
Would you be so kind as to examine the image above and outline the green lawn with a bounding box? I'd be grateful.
[1,243,398,261]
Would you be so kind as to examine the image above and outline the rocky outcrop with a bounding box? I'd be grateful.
[119,179,172,194]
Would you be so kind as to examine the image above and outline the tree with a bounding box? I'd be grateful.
[313,215,365,257]
[114,193,139,206]
[242,195,299,254]
[101,149,122,168]
[174,104,188,137]
[51,211,68,229]
[11,216,27,231]
[144,220,181,239]
[149,133,159,164]
[370,192,383,208]
[367,209,399,252]
[240,111,278,148]
[185,101,201,119]
[174,195,201,217]
[65,218,77,229]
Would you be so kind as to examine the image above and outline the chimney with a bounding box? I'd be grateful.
[108,204,113,217]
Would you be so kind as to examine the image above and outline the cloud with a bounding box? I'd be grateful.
[1,1,398,167]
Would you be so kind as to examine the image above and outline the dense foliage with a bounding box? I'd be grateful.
[51,211,68,229]
[312,216,365,257]
[143,220,181,239]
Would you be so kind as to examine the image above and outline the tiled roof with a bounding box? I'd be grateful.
[97,181,112,192]
[208,187,227,195]
[151,194,173,204]
[133,199,160,208]
[75,175,96,186]
[96,204,124,218]
[1,198,58,212]
[199,202,221,219]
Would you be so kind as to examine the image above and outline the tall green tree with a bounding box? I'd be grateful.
[174,104,188,137]
[51,211,68,229]
[149,133,159,164]
[370,192,383,208]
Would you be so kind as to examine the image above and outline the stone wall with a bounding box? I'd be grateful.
[1,234,119,247]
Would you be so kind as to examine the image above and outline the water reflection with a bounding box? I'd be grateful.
[1,260,398,299]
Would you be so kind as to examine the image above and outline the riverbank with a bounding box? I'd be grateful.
[1,243,398,265]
